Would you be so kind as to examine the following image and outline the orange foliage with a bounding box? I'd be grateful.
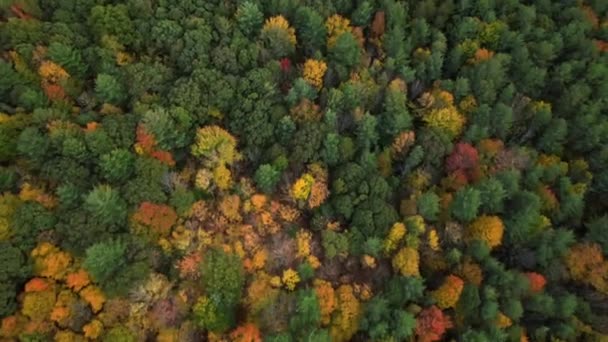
[43,82,67,101]
[564,243,608,293]
[219,195,242,222]
[50,306,69,323]
[1,316,20,338]
[473,48,495,62]
[31,243,72,280]
[415,306,453,342]
[391,131,415,157]
[230,323,262,342]
[66,269,91,292]
[38,61,69,82]
[432,275,464,309]
[176,252,203,280]
[150,150,176,166]
[83,320,103,339]
[25,278,50,293]
[525,272,546,293]
[314,279,337,326]
[133,202,178,236]
[135,124,156,154]
[80,286,105,313]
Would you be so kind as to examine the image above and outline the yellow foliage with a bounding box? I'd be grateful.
[282,268,300,291]
[213,164,232,190]
[54,331,84,342]
[392,247,420,276]
[361,255,376,269]
[191,125,240,166]
[423,106,466,138]
[83,319,103,339]
[262,16,296,45]
[405,215,426,235]
[432,275,464,309]
[0,193,20,241]
[270,276,282,288]
[326,14,351,47]
[291,173,315,201]
[157,328,179,342]
[303,59,328,88]
[307,255,321,269]
[428,229,440,251]
[314,279,336,326]
[22,291,56,321]
[384,222,406,254]
[296,229,312,258]
[115,51,133,66]
[467,215,504,249]
[80,286,105,313]
[496,312,512,328]
[38,61,69,82]
[330,285,361,342]
[195,169,213,190]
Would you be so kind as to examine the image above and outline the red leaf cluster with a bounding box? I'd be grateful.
[525,272,546,293]
[415,305,453,342]
[133,202,178,236]
[446,142,480,182]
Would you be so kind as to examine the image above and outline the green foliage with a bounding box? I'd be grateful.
[254,164,281,194]
[322,229,349,259]
[200,248,244,305]
[95,74,126,105]
[84,185,127,226]
[417,191,440,221]
[83,239,127,286]
[237,2,264,36]
[99,149,134,183]
[451,187,481,222]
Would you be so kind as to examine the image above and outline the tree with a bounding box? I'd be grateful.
[99,149,134,183]
[261,16,296,58]
[0,242,30,316]
[199,248,244,331]
[84,185,127,226]
[451,187,481,222]
[95,74,126,105]
[191,125,240,166]
[237,2,264,36]
[329,32,361,77]
[467,215,504,249]
[417,192,440,221]
[83,239,127,287]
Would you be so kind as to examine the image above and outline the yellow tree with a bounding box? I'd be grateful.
[330,285,361,342]
[392,247,420,277]
[432,275,464,309]
[303,59,327,88]
[467,215,504,249]
[191,125,240,166]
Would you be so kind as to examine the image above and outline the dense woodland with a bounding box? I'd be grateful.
[1,0,608,341]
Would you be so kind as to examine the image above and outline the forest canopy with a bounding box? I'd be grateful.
[1,0,608,341]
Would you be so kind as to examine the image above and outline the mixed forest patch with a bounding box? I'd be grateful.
[1,0,608,341]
